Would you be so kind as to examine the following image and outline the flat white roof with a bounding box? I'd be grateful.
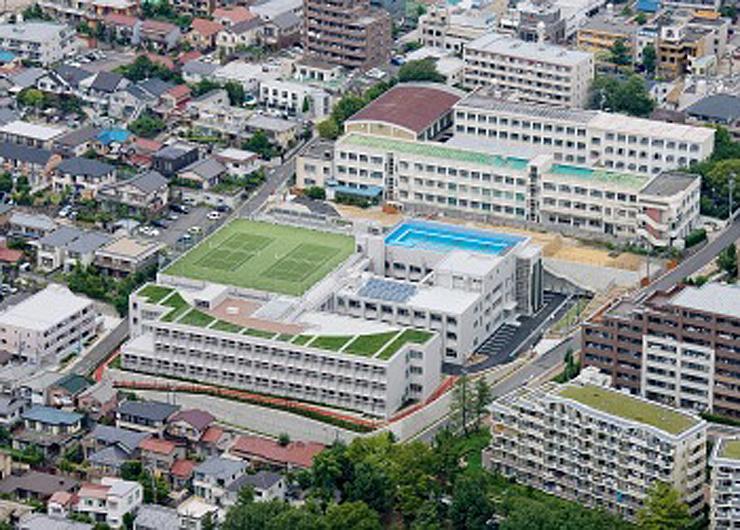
[588,113,714,142]
[436,250,501,277]
[216,147,258,162]
[0,285,91,332]
[466,32,593,67]
[0,120,66,141]
[670,283,740,319]
[407,285,479,314]
[298,312,398,335]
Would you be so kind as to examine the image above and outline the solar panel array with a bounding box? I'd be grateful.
[358,278,417,303]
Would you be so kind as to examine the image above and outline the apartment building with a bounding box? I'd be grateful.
[581,283,740,419]
[576,13,637,56]
[710,437,740,529]
[419,4,497,53]
[94,237,164,277]
[452,94,715,177]
[336,220,543,363]
[258,79,332,120]
[0,285,98,365]
[0,22,78,66]
[486,378,707,522]
[303,0,392,70]
[654,13,728,80]
[298,132,701,246]
[463,33,594,108]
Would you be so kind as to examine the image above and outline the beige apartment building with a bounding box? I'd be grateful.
[419,4,497,54]
[710,437,740,529]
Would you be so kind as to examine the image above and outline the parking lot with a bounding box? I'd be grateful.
[74,49,136,74]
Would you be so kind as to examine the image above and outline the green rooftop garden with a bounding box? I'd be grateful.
[557,385,699,435]
[293,335,314,345]
[243,328,277,339]
[309,335,354,351]
[276,334,295,342]
[377,329,434,360]
[138,284,174,304]
[160,292,189,322]
[212,320,244,333]
[344,331,402,357]
[721,440,740,459]
[179,309,216,328]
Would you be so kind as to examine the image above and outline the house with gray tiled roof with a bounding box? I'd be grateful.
[33,226,111,272]
[116,400,180,435]
[193,456,247,507]
[0,142,62,192]
[52,157,116,198]
[12,406,86,458]
[99,170,169,217]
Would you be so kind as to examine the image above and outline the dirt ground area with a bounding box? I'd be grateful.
[334,204,646,272]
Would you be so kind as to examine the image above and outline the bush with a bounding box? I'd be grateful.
[684,228,707,248]
[305,186,326,200]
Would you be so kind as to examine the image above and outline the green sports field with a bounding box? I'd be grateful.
[164,220,355,296]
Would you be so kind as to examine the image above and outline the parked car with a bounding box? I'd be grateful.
[151,219,168,229]
[215,204,231,213]
[207,211,221,221]
[170,204,189,214]
[168,213,179,221]
[188,226,202,235]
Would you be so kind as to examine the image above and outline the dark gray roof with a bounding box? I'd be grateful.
[138,78,175,98]
[640,172,699,197]
[66,231,111,254]
[52,65,93,88]
[0,142,52,165]
[90,424,150,453]
[55,126,102,148]
[272,11,300,29]
[19,514,91,530]
[194,456,247,481]
[231,18,263,34]
[686,93,740,123]
[227,470,283,492]
[117,400,180,422]
[37,226,83,248]
[91,71,124,93]
[56,157,114,177]
[125,85,154,102]
[0,471,79,496]
[10,68,45,88]
[88,445,129,468]
[182,60,218,77]
[179,157,226,180]
[22,405,82,425]
[134,505,178,529]
[0,395,23,415]
[128,170,168,193]
[0,108,17,126]
[155,144,197,160]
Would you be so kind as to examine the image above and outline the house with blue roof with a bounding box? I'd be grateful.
[12,406,86,459]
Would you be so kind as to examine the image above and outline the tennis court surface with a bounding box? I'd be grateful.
[164,220,355,296]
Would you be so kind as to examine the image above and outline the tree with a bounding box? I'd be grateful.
[636,12,647,24]
[450,374,475,436]
[122,512,135,530]
[325,501,380,530]
[278,433,291,447]
[305,186,326,200]
[0,173,12,194]
[609,39,631,66]
[642,44,657,75]
[222,500,291,530]
[17,88,45,110]
[637,481,692,530]
[128,113,166,139]
[224,81,244,106]
[317,119,341,139]
[588,75,655,117]
[202,512,215,530]
[398,59,446,83]
[243,129,275,159]
[449,471,495,530]
[302,95,312,114]
[345,461,393,514]
[472,377,493,429]
[22,4,51,20]
[718,243,738,279]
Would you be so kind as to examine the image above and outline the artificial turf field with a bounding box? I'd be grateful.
[164,220,355,295]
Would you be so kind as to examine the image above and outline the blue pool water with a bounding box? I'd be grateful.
[385,220,525,256]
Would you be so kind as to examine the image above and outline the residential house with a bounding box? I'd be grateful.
[224,471,285,505]
[94,237,164,277]
[139,438,185,474]
[169,458,196,491]
[685,94,740,140]
[115,400,180,435]
[245,114,299,148]
[85,424,150,477]
[171,0,216,20]
[90,0,138,18]
[250,0,302,23]
[176,158,227,190]
[216,18,264,56]
[19,513,91,530]
[212,6,257,27]
[8,212,57,239]
[161,85,191,117]
[110,78,175,120]
[213,60,281,93]
[19,514,91,530]
[73,478,143,528]
[36,65,93,96]
[96,129,133,156]
[187,19,224,50]
[181,60,219,85]
[12,406,85,458]
[53,126,103,157]
[151,143,200,177]
[130,138,163,168]
[198,426,229,458]
[47,490,77,518]
[258,79,332,119]
[12,369,64,406]
[102,14,138,44]
[0,395,27,428]
[0,121,66,149]
[99,170,169,217]
[176,496,218,530]
[166,409,215,445]
[8,69,47,95]
[133,504,178,530]
[139,20,182,51]
[0,143,61,192]
[193,456,247,507]
[230,435,324,469]
[80,72,129,110]
[260,11,300,49]
[0,471,79,502]
[47,373,93,409]
[214,147,261,178]
[52,156,116,198]
[33,226,111,272]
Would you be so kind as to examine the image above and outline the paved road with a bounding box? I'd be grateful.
[639,215,740,299]
[71,319,129,377]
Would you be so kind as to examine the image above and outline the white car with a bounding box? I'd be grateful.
[188,226,202,235]
[207,211,221,221]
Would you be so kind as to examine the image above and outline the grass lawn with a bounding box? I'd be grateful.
[310,335,353,351]
[377,329,434,360]
[212,320,244,333]
[163,220,355,296]
[721,440,740,459]
[276,334,295,342]
[558,385,699,434]
[161,292,189,322]
[293,335,313,345]
[243,328,277,339]
[138,284,174,304]
[179,309,216,327]
[344,331,400,356]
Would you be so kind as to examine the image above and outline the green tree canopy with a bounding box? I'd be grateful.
[637,481,692,530]
[398,59,446,83]
[642,44,657,75]
[609,39,631,66]
[588,75,655,117]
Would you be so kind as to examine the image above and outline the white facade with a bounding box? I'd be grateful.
[463,33,594,108]
[419,5,497,53]
[710,438,740,529]
[452,94,715,177]
[298,132,701,246]
[75,478,143,529]
[0,285,98,365]
[0,23,78,66]
[487,380,707,522]
[258,79,332,120]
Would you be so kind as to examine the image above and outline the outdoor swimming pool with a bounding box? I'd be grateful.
[385,220,525,256]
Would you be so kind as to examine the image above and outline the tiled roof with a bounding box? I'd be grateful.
[168,409,215,432]
[140,437,178,455]
[90,424,150,453]
[194,456,246,481]
[348,84,463,135]
[213,6,256,24]
[191,18,223,36]
[200,426,224,444]
[104,13,136,26]
[170,458,196,477]
[22,406,82,425]
[231,436,325,467]
[167,84,191,100]
[227,470,283,491]
[52,373,92,396]
[117,400,180,422]
[56,157,114,178]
